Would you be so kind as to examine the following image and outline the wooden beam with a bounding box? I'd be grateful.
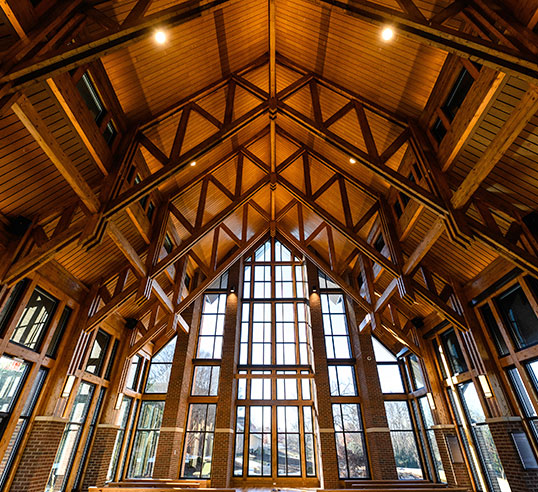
[1,0,232,88]
[277,175,468,330]
[451,84,538,209]
[11,94,100,214]
[307,0,538,82]
[107,222,146,277]
[46,74,110,176]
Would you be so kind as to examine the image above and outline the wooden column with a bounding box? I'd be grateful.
[305,261,342,488]
[210,262,241,487]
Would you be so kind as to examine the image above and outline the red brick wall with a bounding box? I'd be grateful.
[306,262,344,489]
[488,419,538,492]
[432,426,473,491]
[11,417,66,492]
[211,264,240,487]
[153,298,202,479]
[81,424,119,491]
[349,302,398,480]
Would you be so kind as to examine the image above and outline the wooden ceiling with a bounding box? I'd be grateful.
[1,0,538,355]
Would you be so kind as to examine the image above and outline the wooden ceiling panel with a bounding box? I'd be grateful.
[102,0,267,123]
[403,208,498,283]
[0,81,106,219]
[277,0,447,118]
[242,63,270,94]
[451,76,538,212]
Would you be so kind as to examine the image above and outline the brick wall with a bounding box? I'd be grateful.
[351,321,399,480]
[211,264,240,487]
[11,417,66,492]
[306,262,343,489]
[432,426,473,491]
[81,424,119,491]
[488,418,538,492]
[153,297,201,479]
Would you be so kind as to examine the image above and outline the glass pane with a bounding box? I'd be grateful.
[409,354,425,390]
[441,329,468,375]
[378,364,404,393]
[390,431,423,479]
[459,382,486,424]
[128,401,164,478]
[480,304,509,356]
[0,357,29,413]
[152,337,176,363]
[385,401,413,430]
[46,383,94,490]
[345,432,368,478]
[10,288,57,351]
[372,338,397,362]
[329,365,357,396]
[85,330,110,375]
[507,367,537,417]
[145,363,172,393]
[496,284,538,350]
[192,366,220,396]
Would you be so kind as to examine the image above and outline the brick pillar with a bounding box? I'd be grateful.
[487,418,538,492]
[421,339,473,489]
[349,303,398,480]
[81,424,119,490]
[153,302,200,478]
[432,425,473,491]
[11,416,67,492]
[81,325,135,490]
[306,262,343,488]
[211,263,240,487]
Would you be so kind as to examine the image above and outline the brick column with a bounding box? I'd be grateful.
[349,303,398,480]
[306,262,343,488]
[81,424,119,490]
[487,417,538,492]
[10,416,67,492]
[421,339,473,489]
[153,303,201,478]
[210,263,240,487]
[432,425,472,491]
[81,325,135,490]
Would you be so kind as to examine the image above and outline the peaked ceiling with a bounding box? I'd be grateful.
[1,0,538,355]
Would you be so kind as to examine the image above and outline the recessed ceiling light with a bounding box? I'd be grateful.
[190,161,196,166]
[381,27,394,42]
[155,30,167,44]
[349,158,356,164]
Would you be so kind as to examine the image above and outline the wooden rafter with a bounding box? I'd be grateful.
[2,78,269,286]
[275,75,538,279]
[307,0,538,82]
[0,0,233,90]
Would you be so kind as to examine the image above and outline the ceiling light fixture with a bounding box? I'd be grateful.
[155,30,167,44]
[190,161,196,166]
[349,158,356,164]
[381,26,394,42]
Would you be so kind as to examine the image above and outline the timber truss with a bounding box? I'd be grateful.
[1,0,538,94]
[2,0,538,355]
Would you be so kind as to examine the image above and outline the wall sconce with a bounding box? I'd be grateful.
[311,285,318,294]
[230,285,236,294]
[115,392,124,410]
[478,374,494,398]
[426,392,436,411]
[61,375,76,399]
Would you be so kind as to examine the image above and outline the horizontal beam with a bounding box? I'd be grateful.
[309,0,538,82]
[1,0,232,89]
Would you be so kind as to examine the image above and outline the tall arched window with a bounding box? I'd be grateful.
[233,238,317,479]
